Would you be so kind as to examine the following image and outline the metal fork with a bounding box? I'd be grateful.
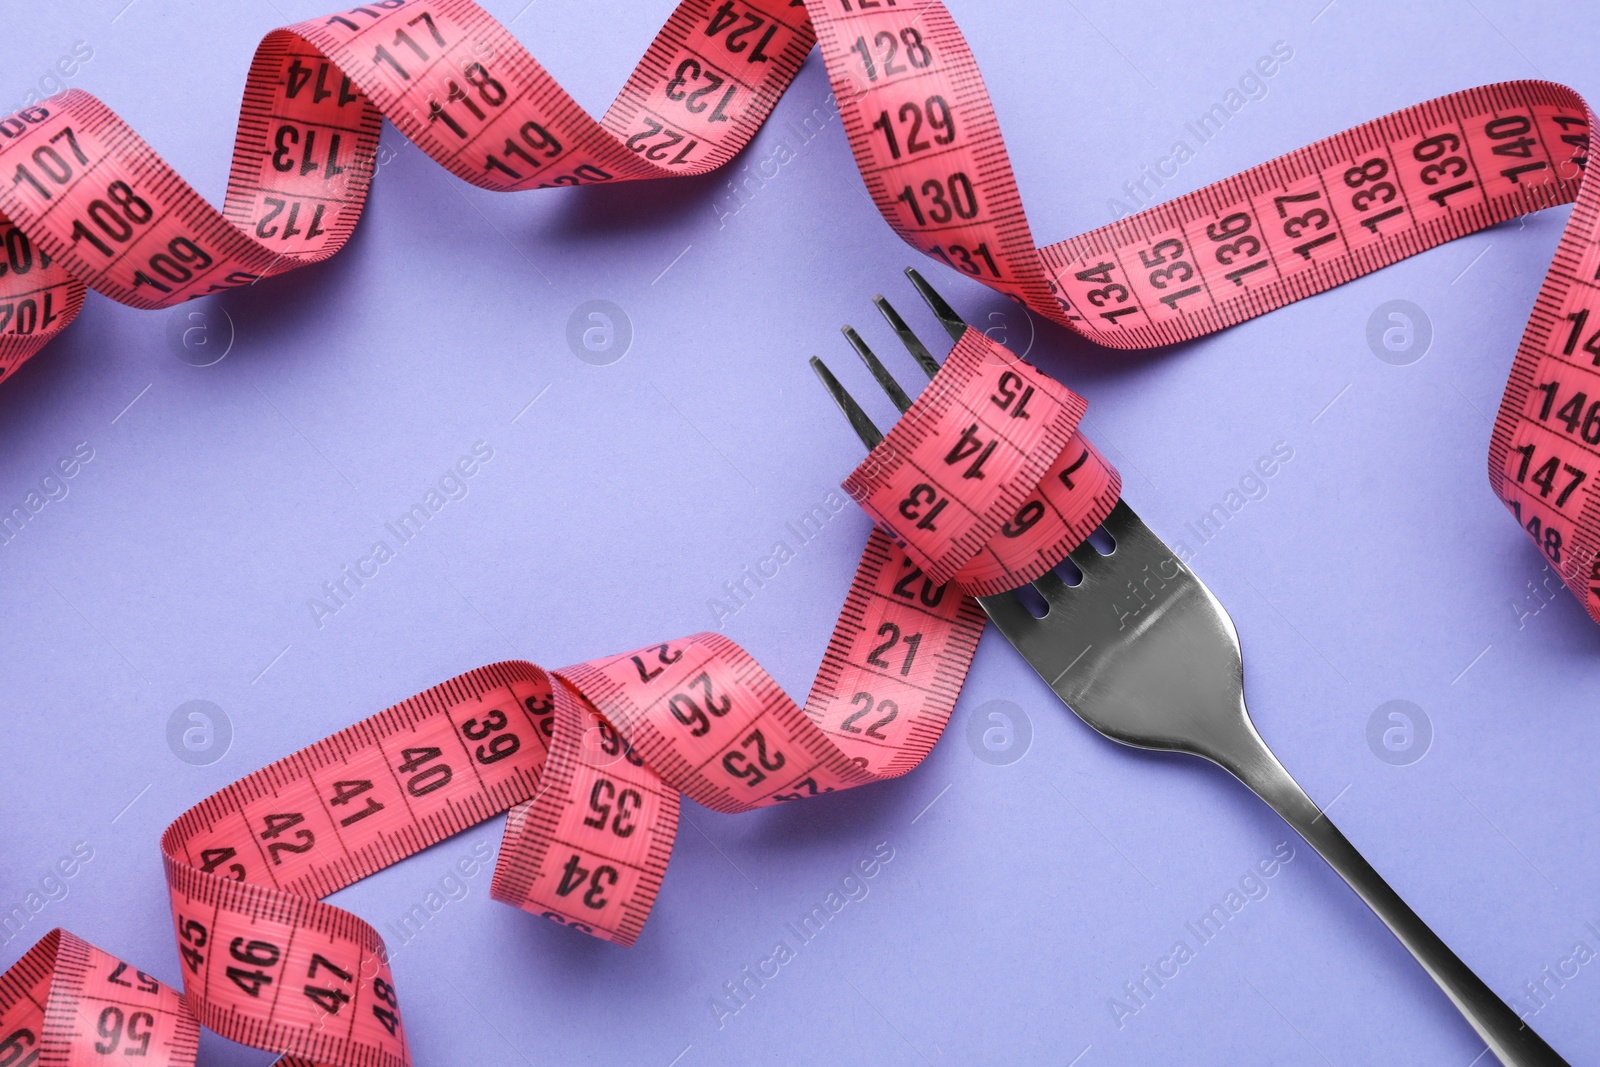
[810,269,1568,1067]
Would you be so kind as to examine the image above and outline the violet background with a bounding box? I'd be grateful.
[2,0,1599,1063]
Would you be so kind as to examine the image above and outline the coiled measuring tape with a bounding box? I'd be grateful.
[1,323,1114,1066]
[0,0,1591,1062]
[0,0,1593,618]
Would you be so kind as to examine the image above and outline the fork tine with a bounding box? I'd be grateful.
[906,268,968,341]
[811,270,971,454]
[842,326,914,413]
[1067,539,1109,579]
[1031,569,1074,605]
[873,296,942,380]
[809,356,884,451]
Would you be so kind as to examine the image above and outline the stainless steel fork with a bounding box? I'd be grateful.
[809,269,1568,1067]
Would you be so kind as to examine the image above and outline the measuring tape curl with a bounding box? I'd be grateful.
[0,928,202,1067]
[141,324,1105,1065]
[0,0,1593,610]
[0,185,1117,1061]
[0,0,823,377]
[144,559,979,1063]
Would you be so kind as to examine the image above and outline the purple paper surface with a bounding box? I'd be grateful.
[2,1,1598,1064]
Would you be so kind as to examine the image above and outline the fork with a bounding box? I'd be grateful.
[809,269,1568,1067]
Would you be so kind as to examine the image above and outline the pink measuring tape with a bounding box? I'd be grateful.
[0,1,1593,1063]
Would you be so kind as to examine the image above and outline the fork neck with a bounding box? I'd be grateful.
[1221,740,1568,1066]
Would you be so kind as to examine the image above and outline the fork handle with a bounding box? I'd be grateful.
[1230,749,1568,1066]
